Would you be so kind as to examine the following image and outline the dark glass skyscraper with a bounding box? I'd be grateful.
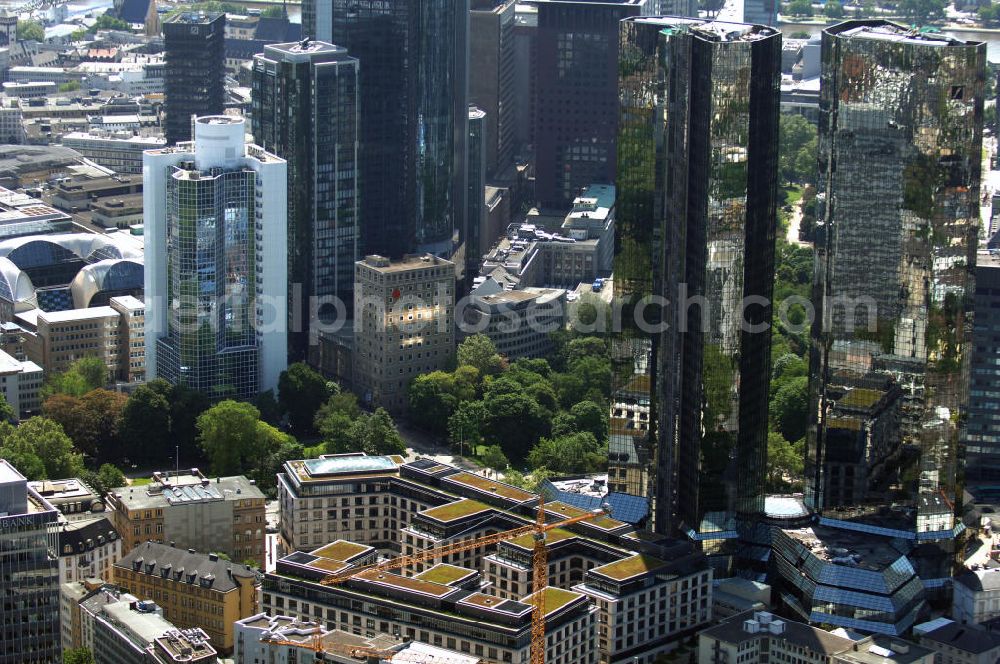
[806,21,984,577]
[964,253,1000,498]
[613,18,780,542]
[252,41,360,359]
[163,12,225,145]
[304,0,467,258]
[535,0,650,209]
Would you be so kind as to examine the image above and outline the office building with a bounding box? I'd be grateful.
[143,115,288,399]
[114,542,260,654]
[306,0,467,258]
[0,186,73,239]
[61,131,167,175]
[467,106,487,283]
[252,41,359,358]
[534,0,650,208]
[805,21,985,581]
[0,97,25,145]
[461,286,566,360]
[162,12,225,144]
[0,459,61,664]
[915,619,1000,664]
[353,254,455,413]
[613,18,781,546]
[56,516,121,584]
[0,10,15,47]
[273,453,712,664]
[106,469,266,565]
[92,592,218,664]
[470,0,516,177]
[963,251,1000,498]
[0,348,42,419]
[953,569,1000,624]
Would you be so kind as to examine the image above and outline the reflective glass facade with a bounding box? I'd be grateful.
[252,42,360,359]
[159,168,259,399]
[614,18,780,541]
[965,258,1000,497]
[306,0,467,257]
[0,463,60,664]
[806,22,984,574]
[163,13,225,145]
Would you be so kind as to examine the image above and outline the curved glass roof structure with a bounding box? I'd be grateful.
[71,259,144,309]
[0,256,35,305]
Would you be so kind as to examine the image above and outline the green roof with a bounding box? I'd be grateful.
[592,554,667,581]
[526,587,583,615]
[508,527,576,550]
[421,499,493,523]
[415,564,474,586]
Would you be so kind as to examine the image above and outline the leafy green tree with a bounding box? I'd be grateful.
[568,401,609,442]
[0,393,13,423]
[315,391,362,454]
[169,383,210,464]
[248,422,299,493]
[197,401,262,476]
[480,445,509,472]
[63,648,94,664]
[769,376,810,442]
[253,390,282,424]
[785,0,814,15]
[59,80,81,92]
[779,115,816,184]
[899,0,946,22]
[767,432,805,491]
[558,336,607,370]
[278,363,331,435]
[44,357,108,398]
[457,334,505,376]
[447,400,486,453]
[17,20,45,42]
[565,355,612,402]
[120,382,171,466]
[347,408,406,456]
[527,432,606,474]
[824,0,845,16]
[89,14,130,32]
[408,371,461,434]
[482,392,550,462]
[0,417,83,480]
[981,3,1000,25]
[80,463,127,495]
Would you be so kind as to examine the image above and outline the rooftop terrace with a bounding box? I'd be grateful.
[421,499,494,523]
[444,472,536,503]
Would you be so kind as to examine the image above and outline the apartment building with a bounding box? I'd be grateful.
[353,254,455,413]
[107,469,266,565]
[114,542,260,654]
[273,454,712,664]
[917,619,1000,664]
[0,347,42,418]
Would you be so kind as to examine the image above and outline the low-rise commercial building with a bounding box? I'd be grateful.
[114,542,260,654]
[699,611,934,664]
[62,130,166,174]
[0,186,73,239]
[461,285,565,360]
[107,469,266,565]
[0,347,43,418]
[94,595,218,664]
[954,568,1000,625]
[916,619,1000,664]
[234,613,481,664]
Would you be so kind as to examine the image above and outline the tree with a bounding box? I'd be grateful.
[899,0,946,22]
[785,0,814,14]
[457,334,505,376]
[981,3,1000,26]
[527,432,606,474]
[17,20,45,42]
[120,382,172,466]
[80,463,127,495]
[278,363,331,435]
[253,390,282,424]
[480,445,509,473]
[767,432,805,491]
[63,648,94,664]
[0,393,12,423]
[408,371,461,435]
[315,392,362,454]
[197,401,262,476]
[169,383,210,464]
[0,417,83,480]
[447,400,486,454]
[779,115,816,184]
[559,336,607,370]
[348,408,406,456]
[44,357,108,398]
[568,401,609,442]
[769,376,810,443]
[824,0,845,16]
[261,5,286,16]
[59,80,81,92]
[482,392,550,462]
[89,14,130,32]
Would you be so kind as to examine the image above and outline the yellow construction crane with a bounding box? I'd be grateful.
[319,496,610,664]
